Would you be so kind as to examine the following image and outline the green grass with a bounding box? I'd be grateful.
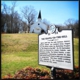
[73,38,79,66]
[1,33,79,78]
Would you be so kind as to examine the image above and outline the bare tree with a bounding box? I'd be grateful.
[1,1,30,33]
[1,12,5,32]
[12,11,21,33]
[1,1,17,33]
[1,3,10,14]
[73,20,79,37]
[64,18,75,29]
[22,21,28,33]
[1,3,11,32]
[10,1,17,33]
[64,19,79,37]
[21,6,37,33]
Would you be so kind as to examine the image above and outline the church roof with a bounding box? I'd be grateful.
[38,10,42,19]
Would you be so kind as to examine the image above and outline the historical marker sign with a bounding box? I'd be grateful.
[38,30,74,70]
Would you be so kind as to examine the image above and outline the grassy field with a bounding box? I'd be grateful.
[1,33,79,78]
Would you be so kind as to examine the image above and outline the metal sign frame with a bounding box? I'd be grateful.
[38,28,74,70]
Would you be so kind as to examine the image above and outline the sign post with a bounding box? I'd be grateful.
[38,25,74,79]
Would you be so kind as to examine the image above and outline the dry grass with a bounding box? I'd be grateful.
[1,33,79,78]
[1,33,38,53]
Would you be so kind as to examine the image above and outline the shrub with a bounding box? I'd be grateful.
[56,66,79,79]
[2,67,50,79]
[2,66,79,79]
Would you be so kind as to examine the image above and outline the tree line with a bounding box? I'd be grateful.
[1,2,37,33]
[55,19,79,38]
[1,1,79,37]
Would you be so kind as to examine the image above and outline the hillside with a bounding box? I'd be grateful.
[1,33,79,78]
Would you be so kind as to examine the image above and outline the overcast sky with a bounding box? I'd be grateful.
[1,1,79,25]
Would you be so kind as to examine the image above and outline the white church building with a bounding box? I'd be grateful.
[30,11,48,34]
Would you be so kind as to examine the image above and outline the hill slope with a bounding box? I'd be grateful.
[1,33,79,78]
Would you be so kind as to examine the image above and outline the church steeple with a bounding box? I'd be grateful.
[38,10,42,21]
